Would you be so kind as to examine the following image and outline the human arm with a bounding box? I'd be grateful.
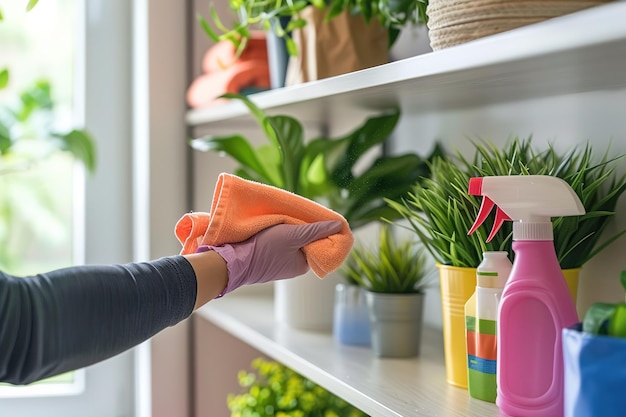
[0,220,343,385]
[0,257,197,385]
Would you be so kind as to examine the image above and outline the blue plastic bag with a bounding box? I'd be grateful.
[563,323,626,417]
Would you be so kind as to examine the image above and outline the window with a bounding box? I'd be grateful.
[0,0,84,397]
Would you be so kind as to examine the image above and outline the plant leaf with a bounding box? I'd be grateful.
[0,68,8,90]
[583,302,616,335]
[266,115,305,193]
[330,109,400,187]
[51,129,97,173]
[26,0,39,12]
[190,135,279,186]
[0,121,11,154]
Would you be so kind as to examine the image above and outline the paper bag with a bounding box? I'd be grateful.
[285,6,388,86]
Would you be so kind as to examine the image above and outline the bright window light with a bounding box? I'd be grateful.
[0,0,85,397]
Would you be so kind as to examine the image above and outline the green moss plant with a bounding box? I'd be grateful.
[343,224,431,294]
[228,357,368,417]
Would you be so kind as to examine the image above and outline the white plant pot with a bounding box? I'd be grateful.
[274,270,341,331]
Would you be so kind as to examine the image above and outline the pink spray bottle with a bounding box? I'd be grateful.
[467,175,584,417]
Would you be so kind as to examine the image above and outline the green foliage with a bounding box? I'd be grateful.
[0,69,8,89]
[415,0,428,24]
[388,136,626,269]
[0,0,41,24]
[343,224,430,294]
[583,271,626,336]
[191,93,443,230]
[198,0,428,57]
[0,79,96,174]
[26,0,39,12]
[0,80,97,269]
[228,358,368,417]
[387,156,499,268]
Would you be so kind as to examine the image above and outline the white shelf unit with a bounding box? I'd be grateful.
[186,2,626,129]
[188,2,626,416]
[196,295,498,417]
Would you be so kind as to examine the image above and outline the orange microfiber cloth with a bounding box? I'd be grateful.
[175,173,354,278]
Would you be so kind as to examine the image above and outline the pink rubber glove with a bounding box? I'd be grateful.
[196,220,343,297]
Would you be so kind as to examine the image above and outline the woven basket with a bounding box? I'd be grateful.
[427,0,613,50]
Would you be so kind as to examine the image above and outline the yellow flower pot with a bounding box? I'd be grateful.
[437,264,476,388]
[562,268,581,303]
[437,264,580,389]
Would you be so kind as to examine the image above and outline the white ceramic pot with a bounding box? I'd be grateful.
[274,270,341,331]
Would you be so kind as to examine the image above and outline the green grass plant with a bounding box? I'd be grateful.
[343,224,430,294]
[388,136,626,269]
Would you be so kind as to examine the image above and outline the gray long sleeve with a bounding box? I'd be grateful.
[0,255,197,385]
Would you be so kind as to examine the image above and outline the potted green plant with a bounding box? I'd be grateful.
[199,0,426,55]
[197,0,428,87]
[390,137,626,282]
[190,92,442,332]
[228,357,368,416]
[342,224,431,357]
[1,79,96,269]
[190,93,443,231]
[386,136,626,386]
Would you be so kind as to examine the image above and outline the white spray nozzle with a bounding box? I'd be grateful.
[467,175,585,242]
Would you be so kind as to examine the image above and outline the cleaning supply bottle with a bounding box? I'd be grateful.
[465,251,512,403]
[467,175,584,417]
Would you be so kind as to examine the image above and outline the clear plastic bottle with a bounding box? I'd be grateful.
[467,175,584,416]
[465,251,512,402]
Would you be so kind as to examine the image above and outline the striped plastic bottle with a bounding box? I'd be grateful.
[465,251,512,402]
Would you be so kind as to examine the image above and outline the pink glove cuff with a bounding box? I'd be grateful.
[196,244,241,298]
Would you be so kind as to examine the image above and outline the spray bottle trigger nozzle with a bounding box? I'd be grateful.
[487,207,512,242]
[468,196,512,241]
[468,196,495,236]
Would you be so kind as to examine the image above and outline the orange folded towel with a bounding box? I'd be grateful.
[186,61,270,108]
[175,173,354,278]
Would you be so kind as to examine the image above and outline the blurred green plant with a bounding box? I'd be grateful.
[198,0,427,57]
[191,93,443,230]
[343,224,431,294]
[0,80,96,174]
[0,79,96,269]
[388,137,626,269]
[228,357,368,417]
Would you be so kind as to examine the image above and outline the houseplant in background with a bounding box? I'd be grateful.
[387,136,626,387]
[190,92,443,331]
[228,357,368,416]
[197,0,427,87]
[189,93,443,230]
[343,224,431,357]
[0,78,96,270]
